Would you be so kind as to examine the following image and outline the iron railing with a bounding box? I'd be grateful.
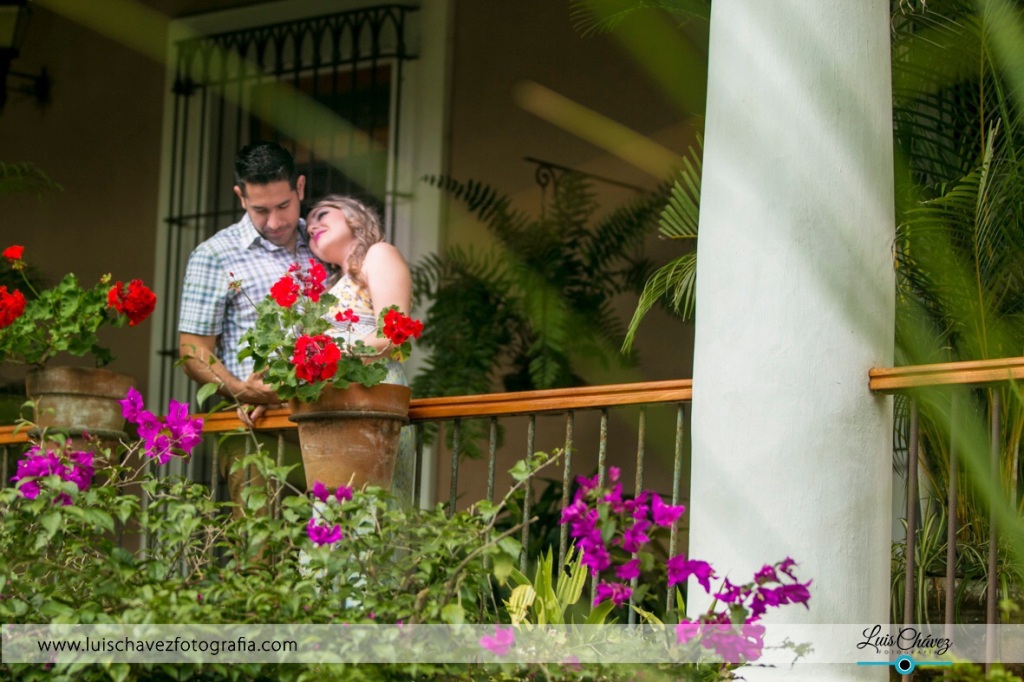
[870,357,1024,672]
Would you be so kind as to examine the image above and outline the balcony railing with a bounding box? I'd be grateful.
[0,379,692,618]
[4,359,1021,632]
[869,356,1024,670]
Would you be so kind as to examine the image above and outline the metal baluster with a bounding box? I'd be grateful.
[986,390,1001,672]
[487,418,498,503]
[628,407,646,626]
[945,393,958,630]
[210,437,220,504]
[592,409,609,607]
[668,403,686,614]
[448,418,461,517]
[274,432,286,519]
[521,415,536,574]
[558,411,575,570]
[904,398,919,630]
[414,424,426,509]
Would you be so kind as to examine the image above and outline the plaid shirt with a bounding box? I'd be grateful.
[178,214,317,380]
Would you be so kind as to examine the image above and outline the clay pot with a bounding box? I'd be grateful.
[288,383,411,491]
[25,366,136,437]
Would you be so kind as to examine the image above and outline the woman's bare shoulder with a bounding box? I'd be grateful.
[363,241,409,269]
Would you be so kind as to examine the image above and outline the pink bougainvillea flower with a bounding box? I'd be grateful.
[650,493,685,527]
[334,485,353,502]
[478,625,514,656]
[615,558,641,581]
[619,519,650,553]
[667,556,716,591]
[593,581,632,607]
[10,446,93,505]
[119,386,149,424]
[307,517,343,546]
[311,481,331,503]
[130,392,204,465]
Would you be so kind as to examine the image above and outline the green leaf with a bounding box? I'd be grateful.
[441,603,465,625]
[585,600,616,625]
[196,382,220,405]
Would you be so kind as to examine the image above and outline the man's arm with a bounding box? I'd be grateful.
[179,332,278,404]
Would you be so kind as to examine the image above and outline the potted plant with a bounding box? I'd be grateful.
[238,260,423,492]
[0,245,156,435]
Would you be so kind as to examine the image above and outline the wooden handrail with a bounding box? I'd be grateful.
[868,356,1024,393]
[0,379,694,447]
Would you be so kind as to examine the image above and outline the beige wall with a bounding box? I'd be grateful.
[1,1,704,524]
[435,1,704,519]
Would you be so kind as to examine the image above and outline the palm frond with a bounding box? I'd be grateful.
[0,162,61,198]
[621,251,696,352]
[569,0,710,37]
[658,144,702,239]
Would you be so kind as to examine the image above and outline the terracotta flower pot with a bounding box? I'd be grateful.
[288,382,411,491]
[25,366,136,437]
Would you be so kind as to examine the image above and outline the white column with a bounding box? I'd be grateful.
[687,1,894,679]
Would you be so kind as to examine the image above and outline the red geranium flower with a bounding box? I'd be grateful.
[3,245,24,261]
[107,279,157,326]
[0,286,26,328]
[300,260,328,302]
[335,308,360,324]
[270,274,300,308]
[382,309,424,345]
[291,334,341,383]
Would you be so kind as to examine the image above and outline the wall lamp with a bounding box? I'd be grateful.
[0,0,49,112]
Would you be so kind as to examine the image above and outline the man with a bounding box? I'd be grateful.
[179,141,316,417]
[178,141,317,506]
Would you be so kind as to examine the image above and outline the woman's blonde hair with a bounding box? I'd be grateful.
[308,195,385,289]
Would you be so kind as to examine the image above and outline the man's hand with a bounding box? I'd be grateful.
[237,402,284,429]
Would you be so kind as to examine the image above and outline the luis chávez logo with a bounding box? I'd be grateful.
[855,625,954,674]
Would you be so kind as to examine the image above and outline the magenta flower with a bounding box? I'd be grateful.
[593,581,632,607]
[777,557,799,580]
[137,399,203,464]
[334,485,353,502]
[10,446,93,505]
[713,578,751,605]
[479,625,514,656]
[619,519,650,553]
[10,447,62,499]
[311,481,331,503]
[650,493,685,527]
[578,535,611,574]
[754,563,778,585]
[119,386,148,423]
[615,558,641,581]
[676,620,701,645]
[307,518,343,546]
[667,556,716,591]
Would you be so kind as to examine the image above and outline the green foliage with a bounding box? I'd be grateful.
[414,173,665,398]
[890,0,1024,608]
[237,285,413,402]
[0,271,128,368]
[0,161,61,199]
[622,141,702,351]
[569,0,711,37]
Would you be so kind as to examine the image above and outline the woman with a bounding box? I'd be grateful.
[306,195,416,508]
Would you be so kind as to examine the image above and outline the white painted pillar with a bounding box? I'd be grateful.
[687,1,894,679]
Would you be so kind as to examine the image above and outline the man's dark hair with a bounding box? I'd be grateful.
[234,141,299,194]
